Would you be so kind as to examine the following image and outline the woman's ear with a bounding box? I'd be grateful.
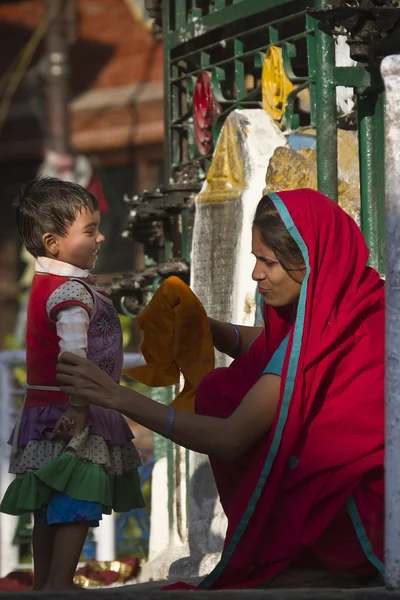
[42,232,58,257]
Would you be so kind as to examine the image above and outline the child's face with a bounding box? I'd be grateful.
[45,208,105,270]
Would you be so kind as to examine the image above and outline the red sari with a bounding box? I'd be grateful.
[169,189,384,589]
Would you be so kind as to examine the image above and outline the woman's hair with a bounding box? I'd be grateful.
[253,195,304,271]
[13,177,99,257]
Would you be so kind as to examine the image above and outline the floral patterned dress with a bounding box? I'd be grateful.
[0,273,144,518]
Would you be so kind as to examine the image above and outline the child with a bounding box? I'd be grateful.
[0,177,145,590]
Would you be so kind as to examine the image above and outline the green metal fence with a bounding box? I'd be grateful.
[162,0,400,273]
[164,0,310,182]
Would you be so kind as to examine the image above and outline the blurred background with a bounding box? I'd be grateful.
[0,0,164,352]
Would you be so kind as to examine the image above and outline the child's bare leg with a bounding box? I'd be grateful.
[32,522,55,590]
[44,522,89,590]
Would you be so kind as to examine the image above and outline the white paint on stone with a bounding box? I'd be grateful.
[381,54,400,590]
[148,457,170,559]
[142,110,287,583]
[95,514,115,561]
[138,446,190,583]
[335,35,357,116]
[166,109,287,579]
[231,109,288,326]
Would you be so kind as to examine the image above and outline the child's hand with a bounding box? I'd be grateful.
[49,405,88,439]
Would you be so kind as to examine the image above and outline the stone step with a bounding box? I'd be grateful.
[1,584,398,600]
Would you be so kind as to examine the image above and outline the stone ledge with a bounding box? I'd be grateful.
[2,585,400,600]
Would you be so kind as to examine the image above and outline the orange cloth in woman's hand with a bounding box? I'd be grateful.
[124,276,214,412]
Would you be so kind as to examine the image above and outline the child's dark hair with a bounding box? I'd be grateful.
[13,177,99,257]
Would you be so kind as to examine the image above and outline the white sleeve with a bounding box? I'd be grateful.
[46,281,93,323]
[55,305,89,359]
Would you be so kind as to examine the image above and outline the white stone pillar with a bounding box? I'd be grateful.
[140,111,287,582]
[381,54,400,589]
[95,514,115,561]
[171,109,288,578]
[0,360,19,577]
[136,387,190,583]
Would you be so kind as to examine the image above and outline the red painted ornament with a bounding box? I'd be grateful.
[193,72,220,156]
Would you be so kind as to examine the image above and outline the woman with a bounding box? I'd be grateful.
[56,189,384,589]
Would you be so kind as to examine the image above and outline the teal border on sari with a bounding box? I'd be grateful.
[346,495,384,576]
[199,192,311,588]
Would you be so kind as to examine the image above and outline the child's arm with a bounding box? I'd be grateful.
[52,305,90,436]
[45,281,94,437]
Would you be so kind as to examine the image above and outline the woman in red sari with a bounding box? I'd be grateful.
[56,189,385,589]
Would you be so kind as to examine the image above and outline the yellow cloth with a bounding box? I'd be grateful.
[124,276,214,412]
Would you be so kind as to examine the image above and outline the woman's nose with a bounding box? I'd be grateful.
[252,265,264,282]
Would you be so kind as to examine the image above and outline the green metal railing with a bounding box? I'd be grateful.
[164,0,310,178]
[163,0,400,273]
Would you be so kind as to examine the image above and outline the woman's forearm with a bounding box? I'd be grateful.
[56,352,278,461]
[115,385,235,460]
[209,318,262,358]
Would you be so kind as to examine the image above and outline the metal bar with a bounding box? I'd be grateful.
[0,350,144,370]
[314,0,338,201]
[170,31,308,84]
[174,0,187,30]
[332,66,373,89]
[163,0,172,185]
[306,13,317,125]
[382,53,400,590]
[358,93,379,271]
[0,350,26,365]
[170,0,307,48]
[234,39,245,100]
[170,10,307,64]
[186,75,195,161]
[171,63,181,169]
[375,91,386,274]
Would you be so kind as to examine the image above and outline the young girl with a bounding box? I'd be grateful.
[0,177,145,590]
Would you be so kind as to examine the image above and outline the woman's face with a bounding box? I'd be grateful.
[251,227,305,307]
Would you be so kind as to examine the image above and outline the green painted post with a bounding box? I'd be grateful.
[375,91,386,274]
[234,39,245,99]
[163,0,171,185]
[171,64,180,171]
[175,0,186,30]
[181,208,191,264]
[358,93,379,271]
[305,13,317,125]
[314,0,338,201]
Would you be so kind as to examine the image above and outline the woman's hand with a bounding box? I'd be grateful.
[56,352,119,409]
